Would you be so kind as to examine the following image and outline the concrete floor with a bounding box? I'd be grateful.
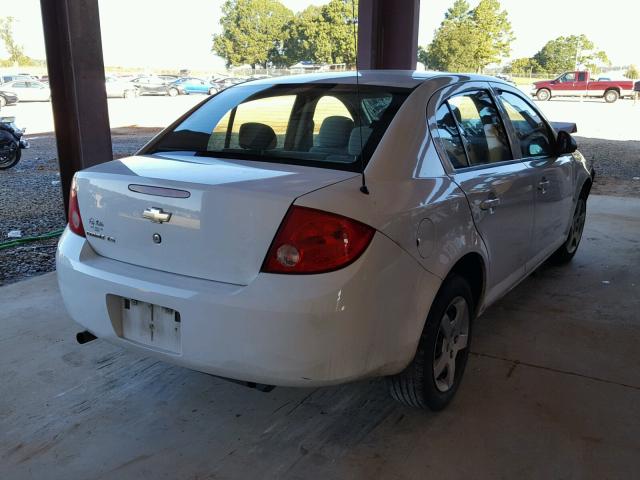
[1,195,639,479]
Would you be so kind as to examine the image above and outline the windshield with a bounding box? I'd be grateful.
[147,83,411,172]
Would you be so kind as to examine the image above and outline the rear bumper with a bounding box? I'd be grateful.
[56,229,441,387]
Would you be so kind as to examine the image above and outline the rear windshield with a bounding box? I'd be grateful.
[147,83,410,171]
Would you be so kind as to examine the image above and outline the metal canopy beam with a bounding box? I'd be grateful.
[40,0,112,214]
[357,0,421,70]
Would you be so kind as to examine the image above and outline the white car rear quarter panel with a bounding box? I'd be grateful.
[57,228,441,386]
[296,78,489,300]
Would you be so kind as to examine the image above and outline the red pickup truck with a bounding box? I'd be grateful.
[531,71,634,103]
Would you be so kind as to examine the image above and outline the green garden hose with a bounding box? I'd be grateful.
[0,228,65,251]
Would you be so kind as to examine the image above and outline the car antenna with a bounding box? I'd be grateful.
[352,0,369,195]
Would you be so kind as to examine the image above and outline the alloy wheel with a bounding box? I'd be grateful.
[567,199,586,254]
[433,296,470,392]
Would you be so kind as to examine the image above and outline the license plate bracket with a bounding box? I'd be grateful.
[121,298,181,354]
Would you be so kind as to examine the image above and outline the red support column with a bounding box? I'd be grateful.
[40,0,112,214]
[357,0,421,70]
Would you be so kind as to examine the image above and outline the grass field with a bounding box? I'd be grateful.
[512,76,539,86]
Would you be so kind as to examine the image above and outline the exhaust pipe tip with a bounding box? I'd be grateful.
[76,331,97,344]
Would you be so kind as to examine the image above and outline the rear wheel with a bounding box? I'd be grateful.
[388,275,473,410]
[551,196,587,263]
[0,96,6,107]
[168,88,178,97]
[604,89,619,103]
[0,141,21,169]
[536,89,551,101]
[208,87,217,95]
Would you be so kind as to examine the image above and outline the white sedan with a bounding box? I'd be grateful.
[57,71,593,410]
[105,76,138,98]
[1,80,50,102]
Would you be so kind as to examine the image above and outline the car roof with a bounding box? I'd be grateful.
[245,70,507,89]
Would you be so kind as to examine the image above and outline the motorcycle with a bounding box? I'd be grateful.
[0,116,29,170]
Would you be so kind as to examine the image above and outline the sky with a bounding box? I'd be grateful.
[1,0,639,69]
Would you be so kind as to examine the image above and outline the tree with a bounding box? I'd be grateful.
[0,16,33,65]
[625,65,640,80]
[283,0,357,67]
[470,0,514,71]
[423,0,480,72]
[421,0,514,73]
[314,0,357,66]
[505,57,543,75]
[212,0,294,69]
[533,35,610,74]
[417,45,429,67]
[282,5,324,66]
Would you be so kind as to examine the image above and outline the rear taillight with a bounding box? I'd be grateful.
[261,206,375,274]
[68,176,85,237]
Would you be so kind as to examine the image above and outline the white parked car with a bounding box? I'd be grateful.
[1,80,50,102]
[57,71,593,410]
[105,76,138,98]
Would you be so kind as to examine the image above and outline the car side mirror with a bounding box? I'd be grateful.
[556,130,577,155]
[528,143,545,157]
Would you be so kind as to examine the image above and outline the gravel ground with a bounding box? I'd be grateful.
[0,128,159,286]
[574,136,640,197]
[0,127,638,286]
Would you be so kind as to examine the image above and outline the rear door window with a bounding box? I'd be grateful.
[434,103,468,169]
[446,91,512,166]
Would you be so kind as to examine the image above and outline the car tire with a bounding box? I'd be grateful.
[387,274,474,411]
[551,195,587,264]
[168,88,178,97]
[0,141,21,170]
[604,89,619,103]
[536,89,551,101]
[0,96,6,107]
[123,89,134,99]
[208,87,217,95]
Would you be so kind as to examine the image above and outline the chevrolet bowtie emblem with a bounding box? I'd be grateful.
[142,207,172,224]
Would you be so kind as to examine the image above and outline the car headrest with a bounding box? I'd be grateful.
[348,127,373,156]
[239,122,277,150]
[316,116,354,147]
[448,105,462,123]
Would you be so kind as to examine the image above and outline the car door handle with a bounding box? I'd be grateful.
[479,198,501,212]
[538,179,550,193]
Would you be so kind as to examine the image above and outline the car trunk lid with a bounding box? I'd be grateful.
[75,153,357,285]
